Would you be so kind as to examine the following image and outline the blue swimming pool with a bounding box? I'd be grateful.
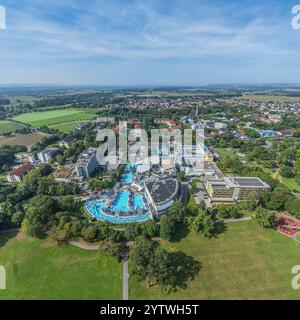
[122,172,133,184]
[133,193,147,210]
[111,190,130,213]
[85,197,152,224]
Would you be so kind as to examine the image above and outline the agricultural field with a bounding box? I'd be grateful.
[0,132,49,148]
[12,109,96,127]
[0,121,25,135]
[241,94,300,103]
[0,232,122,300]
[129,221,300,299]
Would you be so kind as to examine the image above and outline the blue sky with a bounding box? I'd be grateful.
[0,0,299,85]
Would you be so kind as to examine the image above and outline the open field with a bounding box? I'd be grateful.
[51,123,78,133]
[129,221,300,299]
[0,132,49,148]
[241,94,300,103]
[0,232,122,300]
[13,109,96,127]
[0,121,25,135]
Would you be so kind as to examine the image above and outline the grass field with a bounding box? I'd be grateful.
[129,221,300,299]
[51,123,78,133]
[13,109,96,127]
[0,233,122,300]
[0,121,25,135]
[241,94,300,103]
[0,132,49,148]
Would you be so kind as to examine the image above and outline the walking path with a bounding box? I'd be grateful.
[68,240,100,250]
[216,216,252,223]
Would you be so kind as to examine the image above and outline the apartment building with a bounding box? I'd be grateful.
[75,148,98,179]
[205,176,270,203]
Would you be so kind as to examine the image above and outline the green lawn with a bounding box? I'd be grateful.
[129,221,300,299]
[0,233,122,300]
[0,121,25,135]
[12,109,95,127]
[282,177,300,193]
[51,123,78,133]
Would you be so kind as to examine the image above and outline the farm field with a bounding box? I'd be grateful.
[12,109,96,127]
[129,221,300,299]
[241,94,300,102]
[0,232,122,300]
[0,121,25,135]
[0,132,49,148]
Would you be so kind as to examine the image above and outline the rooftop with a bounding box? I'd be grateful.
[146,178,179,205]
[10,162,34,177]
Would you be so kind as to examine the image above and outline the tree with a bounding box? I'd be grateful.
[141,220,160,238]
[25,195,55,238]
[100,239,128,262]
[130,237,157,286]
[167,201,186,224]
[124,223,142,241]
[216,204,242,219]
[131,238,200,292]
[11,211,25,227]
[189,210,215,238]
[81,226,99,242]
[252,206,277,228]
[160,215,177,241]
[280,166,295,178]
[285,197,300,219]
[266,187,290,211]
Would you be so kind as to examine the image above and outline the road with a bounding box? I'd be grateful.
[123,257,129,300]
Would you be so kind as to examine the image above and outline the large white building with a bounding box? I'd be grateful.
[38,148,59,163]
[75,148,98,179]
[205,177,271,203]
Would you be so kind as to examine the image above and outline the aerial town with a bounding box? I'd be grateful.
[0,86,300,300]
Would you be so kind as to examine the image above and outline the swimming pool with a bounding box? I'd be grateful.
[133,193,147,210]
[111,190,130,213]
[122,172,133,184]
[85,197,152,224]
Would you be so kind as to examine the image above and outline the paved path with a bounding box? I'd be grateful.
[123,257,129,300]
[216,216,252,223]
[68,240,100,250]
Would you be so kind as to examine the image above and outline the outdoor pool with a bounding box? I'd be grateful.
[111,190,130,213]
